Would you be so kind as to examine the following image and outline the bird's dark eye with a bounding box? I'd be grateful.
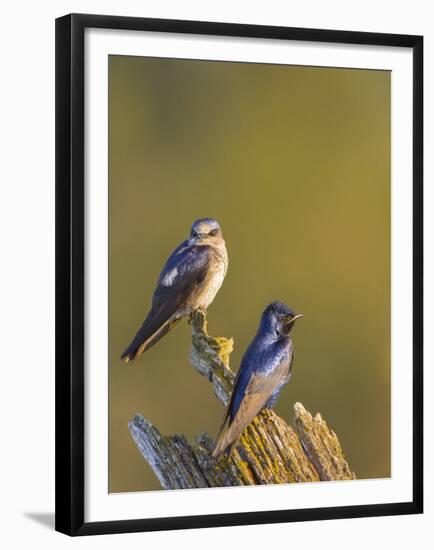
[209,228,218,237]
[191,230,197,238]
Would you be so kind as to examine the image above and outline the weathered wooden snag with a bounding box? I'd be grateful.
[128,310,355,489]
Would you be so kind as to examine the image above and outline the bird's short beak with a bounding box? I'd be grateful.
[285,313,304,325]
[189,234,203,245]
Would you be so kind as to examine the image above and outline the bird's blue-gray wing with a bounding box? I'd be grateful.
[230,340,292,420]
[213,340,292,457]
[121,243,212,361]
[153,242,212,314]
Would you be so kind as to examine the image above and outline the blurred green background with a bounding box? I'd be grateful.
[109,55,390,492]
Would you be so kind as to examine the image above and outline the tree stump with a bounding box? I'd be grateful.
[128,310,355,489]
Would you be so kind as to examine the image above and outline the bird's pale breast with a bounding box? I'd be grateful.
[189,245,227,311]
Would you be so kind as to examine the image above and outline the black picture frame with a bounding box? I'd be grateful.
[55,13,423,536]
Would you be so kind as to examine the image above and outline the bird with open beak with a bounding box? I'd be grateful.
[212,301,303,459]
[121,218,228,363]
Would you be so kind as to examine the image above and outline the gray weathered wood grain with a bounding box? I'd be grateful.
[128,310,355,488]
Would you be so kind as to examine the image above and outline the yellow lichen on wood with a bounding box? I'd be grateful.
[293,403,355,481]
[129,311,355,489]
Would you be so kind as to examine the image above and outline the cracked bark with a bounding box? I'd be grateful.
[128,310,355,489]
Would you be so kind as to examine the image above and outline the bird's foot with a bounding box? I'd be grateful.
[189,307,207,325]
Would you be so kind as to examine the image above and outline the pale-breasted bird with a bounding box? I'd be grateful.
[121,218,228,363]
[212,301,303,458]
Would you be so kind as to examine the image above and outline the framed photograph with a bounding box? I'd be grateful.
[55,13,423,536]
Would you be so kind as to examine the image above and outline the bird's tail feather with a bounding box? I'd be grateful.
[121,315,181,363]
[213,396,265,458]
[212,423,241,459]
